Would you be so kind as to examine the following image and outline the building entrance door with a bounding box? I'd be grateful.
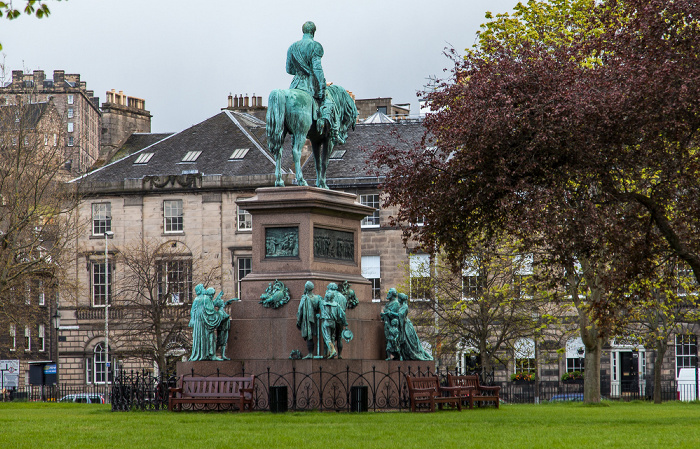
[620,351,639,393]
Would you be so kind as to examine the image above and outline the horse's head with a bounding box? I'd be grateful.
[327,84,359,145]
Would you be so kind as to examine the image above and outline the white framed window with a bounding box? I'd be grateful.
[91,202,111,236]
[237,257,252,298]
[229,148,249,160]
[409,253,431,301]
[67,122,74,133]
[38,280,45,305]
[237,207,252,231]
[68,136,74,146]
[361,255,381,301]
[330,149,346,159]
[360,194,380,228]
[514,338,535,374]
[91,261,111,307]
[39,324,45,352]
[92,343,113,384]
[676,334,697,376]
[133,152,154,164]
[181,151,202,162]
[10,324,16,351]
[164,200,183,233]
[157,259,192,305]
[565,337,585,372]
[24,326,31,352]
[67,94,74,105]
[513,254,533,297]
[25,283,31,305]
[67,107,74,118]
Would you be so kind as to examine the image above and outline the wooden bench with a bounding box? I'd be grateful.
[405,376,468,412]
[168,375,256,412]
[447,374,500,409]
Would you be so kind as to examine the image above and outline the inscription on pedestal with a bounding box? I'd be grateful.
[265,227,299,258]
[313,227,354,262]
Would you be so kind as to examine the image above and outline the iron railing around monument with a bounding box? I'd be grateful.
[111,366,484,412]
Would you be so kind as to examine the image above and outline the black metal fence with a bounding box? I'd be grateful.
[108,368,694,411]
[0,383,110,403]
[3,370,692,409]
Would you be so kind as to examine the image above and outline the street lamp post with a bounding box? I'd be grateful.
[104,230,114,386]
[51,308,61,389]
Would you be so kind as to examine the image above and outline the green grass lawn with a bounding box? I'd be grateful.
[1,401,699,449]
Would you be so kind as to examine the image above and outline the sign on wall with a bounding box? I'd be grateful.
[0,360,20,389]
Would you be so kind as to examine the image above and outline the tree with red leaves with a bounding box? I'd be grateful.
[372,0,700,402]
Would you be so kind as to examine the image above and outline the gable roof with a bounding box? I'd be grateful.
[75,111,294,185]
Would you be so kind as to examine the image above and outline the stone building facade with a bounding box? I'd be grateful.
[0,70,151,175]
[1,70,101,175]
[355,97,410,121]
[56,104,698,398]
[99,89,152,162]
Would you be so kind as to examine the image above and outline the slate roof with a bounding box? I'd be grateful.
[110,133,174,162]
[75,111,294,185]
[301,121,426,186]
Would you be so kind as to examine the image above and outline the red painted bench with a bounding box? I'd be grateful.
[169,375,255,412]
[405,375,468,412]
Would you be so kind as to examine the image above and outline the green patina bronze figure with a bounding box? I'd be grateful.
[189,284,239,361]
[259,279,291,308]
[267,21,358,189]
[296,281,322,358]
[320,282,349,359]
[380,288,433,361]
[340,280,358,309]
[213,296,239,360]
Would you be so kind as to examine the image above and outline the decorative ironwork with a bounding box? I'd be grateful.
[313,228,354,262]
[107,366,682,411]
[265,227,299,258]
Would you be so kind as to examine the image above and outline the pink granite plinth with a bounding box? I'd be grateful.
[231,187,385,361]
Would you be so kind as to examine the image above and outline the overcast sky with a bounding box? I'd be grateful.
[2,0,517,133]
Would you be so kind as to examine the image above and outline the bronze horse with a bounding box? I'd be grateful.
[266,84,358,189]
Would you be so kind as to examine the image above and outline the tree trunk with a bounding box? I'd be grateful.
[653,340,667,404]
[582,333,602,403]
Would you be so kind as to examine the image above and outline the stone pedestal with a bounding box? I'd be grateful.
[227,186,383,360]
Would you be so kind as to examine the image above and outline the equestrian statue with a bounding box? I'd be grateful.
[266,21,358,189]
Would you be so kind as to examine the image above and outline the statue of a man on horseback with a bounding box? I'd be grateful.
[286,21,334,138]
[267,21,358,189]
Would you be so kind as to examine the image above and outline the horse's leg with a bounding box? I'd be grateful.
[318,138,333,189]
[312,140,323,188]
[291,133,308,186]
[273,129,287,187]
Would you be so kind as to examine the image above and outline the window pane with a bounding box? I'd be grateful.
[237,257,252,297]
[92,262,111,306]
[360,194,380,227]
[92,203,112,235]
[237,208,252,231]
[164,200,183,232]
[158,259,192,304]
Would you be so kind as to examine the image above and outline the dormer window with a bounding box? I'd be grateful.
[229,148,249,160]
[330,150,346,159]
[134,152,154,164]
[181,151,202,162]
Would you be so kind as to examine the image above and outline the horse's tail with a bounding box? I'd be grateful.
[266,90,286,153]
